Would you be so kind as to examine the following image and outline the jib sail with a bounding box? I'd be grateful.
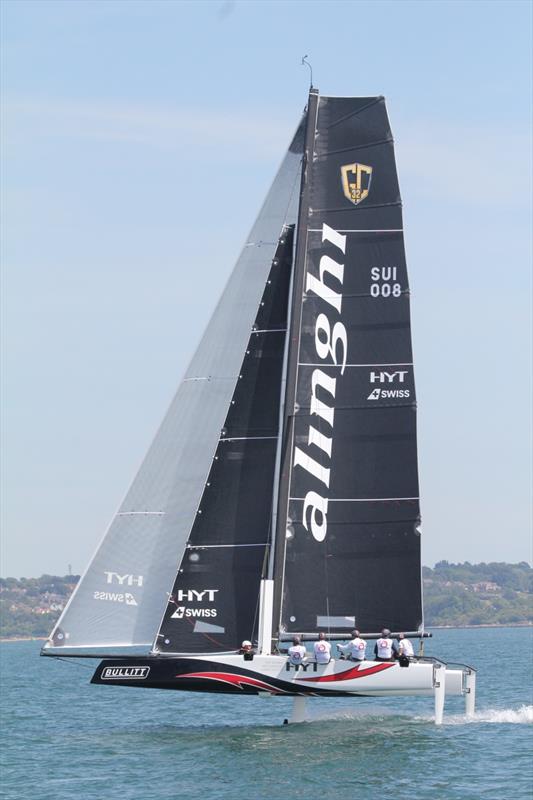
[42,119,305,654]
[274,91,423,638]
[154,228,294,654]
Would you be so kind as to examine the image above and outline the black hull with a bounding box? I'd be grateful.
[91,657,360,697]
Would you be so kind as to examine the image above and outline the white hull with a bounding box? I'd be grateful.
[179,653,466,698]
[93,652,476,724]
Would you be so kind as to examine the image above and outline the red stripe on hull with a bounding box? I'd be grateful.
[175,671,288,694]
[295,663,394,683]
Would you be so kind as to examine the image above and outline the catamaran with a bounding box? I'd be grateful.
[42,88,476,724]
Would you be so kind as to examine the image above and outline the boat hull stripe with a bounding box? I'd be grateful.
[174,671,288,694]
[295,662,394,682]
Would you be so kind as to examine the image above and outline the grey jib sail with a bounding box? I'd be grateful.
[273,92,423,638]
[43,118,305,653]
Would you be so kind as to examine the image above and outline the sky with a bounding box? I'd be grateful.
[1,0,531,578]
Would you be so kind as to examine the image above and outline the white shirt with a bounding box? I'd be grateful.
[376,637,393,659]
[398,638,414,657]
[338,637,367,661]
[287,644,307,665]
[313,640,331,664]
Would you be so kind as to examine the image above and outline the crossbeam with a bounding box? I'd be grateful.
[277,631,432,641]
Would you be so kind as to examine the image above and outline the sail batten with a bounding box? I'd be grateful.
[187,543,270,548]
[289,497,419,502]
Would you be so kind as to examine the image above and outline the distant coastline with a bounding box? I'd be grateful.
[1,623,532,645]
[1,562,531,640]
[429,621,532,630]
[0,636,47,642]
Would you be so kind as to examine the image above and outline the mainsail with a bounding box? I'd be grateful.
[43,118,305,653]
[273,92,422,638]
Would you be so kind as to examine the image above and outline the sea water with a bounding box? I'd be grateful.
[1,627,531,800]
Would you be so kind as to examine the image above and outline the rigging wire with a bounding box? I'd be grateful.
[53,656,95,671]
[324,522,332,643]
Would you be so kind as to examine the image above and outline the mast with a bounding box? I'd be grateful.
[271,89,320,647]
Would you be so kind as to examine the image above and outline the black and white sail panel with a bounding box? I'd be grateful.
[156,228,294,653]
[43,121,304,653]
[278,95,422,636]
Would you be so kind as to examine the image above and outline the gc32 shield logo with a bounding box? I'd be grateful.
[341,162,372,205]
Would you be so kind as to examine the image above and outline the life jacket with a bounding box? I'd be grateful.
[399,638,414,657]
[288,644,307,665]
[350,637,367,660]
[376,637,393,659]
[313,640,331,664]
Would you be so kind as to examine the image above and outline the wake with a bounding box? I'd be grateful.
[445,705,533,725]
[307,704,533,726]
[307,705,411,723]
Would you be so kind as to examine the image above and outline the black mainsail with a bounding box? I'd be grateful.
[43,90,423,659]
[273,92,422,639]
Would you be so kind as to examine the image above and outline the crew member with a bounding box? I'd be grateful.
[313,632,332,664]
[374,629,399,661]
[239,640,254,655]
[337,629,367,662]
[397,632,415,659]
[287,636,307,666]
